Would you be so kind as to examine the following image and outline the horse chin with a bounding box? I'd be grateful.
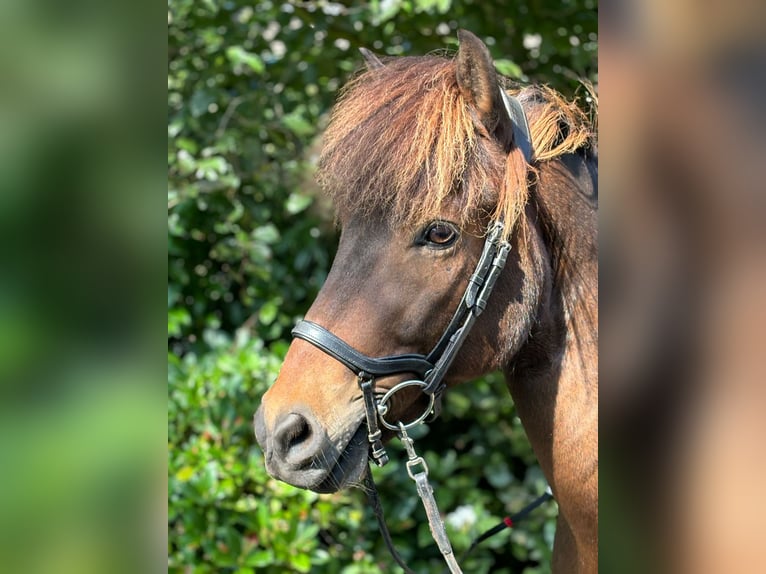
[311,425,370,494]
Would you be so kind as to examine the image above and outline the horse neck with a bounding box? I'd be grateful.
[504,151,598,515]
[537,152,598,386]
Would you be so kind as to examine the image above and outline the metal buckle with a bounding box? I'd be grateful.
[398,423,430,479]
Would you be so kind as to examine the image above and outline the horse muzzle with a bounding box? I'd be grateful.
[253,404,369,493]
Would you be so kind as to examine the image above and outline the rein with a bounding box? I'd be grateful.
[291,91,550,572]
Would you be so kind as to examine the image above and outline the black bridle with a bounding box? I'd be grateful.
[290,91,541,574]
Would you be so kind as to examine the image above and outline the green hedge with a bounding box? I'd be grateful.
[168,329,557,572]
[168,1,595,571]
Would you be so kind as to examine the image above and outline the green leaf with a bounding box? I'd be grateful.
[176,137,199,154]
[168,308,191,337]
[226,46,265,74]
[175,149,196,175]
[189,89,215,117]
[252,224,280,244]
[495,59,524,79]
[373,0,405,22]
[258,301,278,325]
[282,113,314,137]
[415,0,451,12]
[485,459,513,489]
[175,466,195,482]
[288,553,312,573]
[194,156,228,181]
[245,550,273,567]
[285,192,313,214]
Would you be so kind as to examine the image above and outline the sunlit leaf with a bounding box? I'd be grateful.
[495,58,524,79]
[175,466,195,482]
[285,192,313,214]
[226,46,265,74]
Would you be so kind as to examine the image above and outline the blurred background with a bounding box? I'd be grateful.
[600,0,766,572]
[0,1,163,573]
[168,2,595,573]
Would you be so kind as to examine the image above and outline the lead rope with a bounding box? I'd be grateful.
[458,487,554,563]
[363,467,418,574]
[398,424,464,574]
[364,439,554,574]
[362,424,463,574]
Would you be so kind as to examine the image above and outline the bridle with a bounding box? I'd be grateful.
[291,91,544,573]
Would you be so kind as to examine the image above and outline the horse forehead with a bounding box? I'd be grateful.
[334,219,402,263]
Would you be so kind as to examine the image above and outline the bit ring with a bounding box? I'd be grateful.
[376,379,436,431]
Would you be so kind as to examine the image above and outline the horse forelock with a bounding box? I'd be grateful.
[316,54,596,238]
[318,56,498,233]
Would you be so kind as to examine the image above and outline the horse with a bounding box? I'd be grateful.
[254,30,597,573]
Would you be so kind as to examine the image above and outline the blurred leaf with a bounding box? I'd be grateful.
[373,0,406,23]
[282,112,315,137]
[245,550,272,567]
[175,466,195,482]
[226,46,265,74]
[252,224,280,244]
[285,192,313,215]
[495,59,524,79]
[189,89,215,118]
[258,301,278,325]
[194,156,228,181]
[289,552,312,572]
[415,0,452,13]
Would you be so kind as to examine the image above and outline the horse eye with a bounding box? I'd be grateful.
[422,222,458,247]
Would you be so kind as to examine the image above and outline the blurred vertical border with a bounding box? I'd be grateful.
[0,0,165,572]
[600,0,766,571]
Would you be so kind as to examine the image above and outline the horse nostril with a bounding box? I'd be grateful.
[273,411,322,468]
[285,415,312,450]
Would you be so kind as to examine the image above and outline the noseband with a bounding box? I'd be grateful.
[290,91,535,574]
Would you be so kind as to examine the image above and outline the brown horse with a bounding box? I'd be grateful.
[254,30,597,572]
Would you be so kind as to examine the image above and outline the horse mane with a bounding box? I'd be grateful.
[317,54,596,237]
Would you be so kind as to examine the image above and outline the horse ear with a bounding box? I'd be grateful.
[359,47,385,70]
[455,30,514,150]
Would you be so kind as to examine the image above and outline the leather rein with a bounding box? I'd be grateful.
[291,91,545,573]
